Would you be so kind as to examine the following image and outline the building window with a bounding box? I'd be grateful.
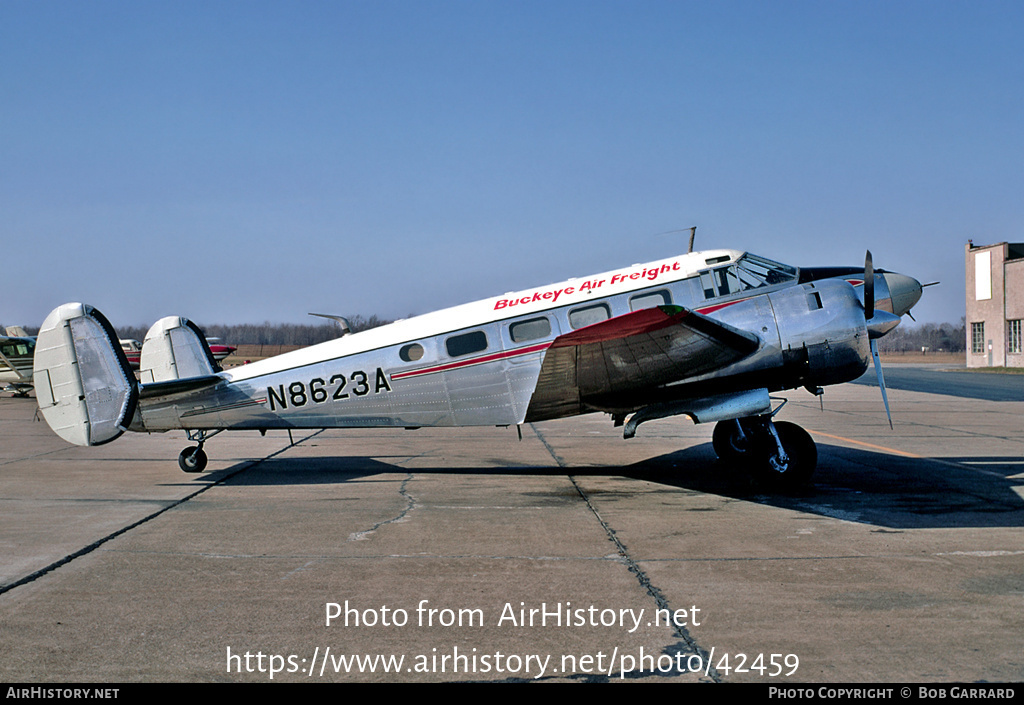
[975,251,992,300]
[971,322,985,354]
[1009,320,1022,354]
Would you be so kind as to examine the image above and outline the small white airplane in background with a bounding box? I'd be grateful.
[32,247,921,487]
[1,327,36,397]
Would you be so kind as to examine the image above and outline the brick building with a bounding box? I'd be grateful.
[965,241,1024,368]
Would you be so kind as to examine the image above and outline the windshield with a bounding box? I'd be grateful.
[736,253,798,288]
[699,253,798,299]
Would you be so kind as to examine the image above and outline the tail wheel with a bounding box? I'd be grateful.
[178,446,208,473]
[756,421,817,487]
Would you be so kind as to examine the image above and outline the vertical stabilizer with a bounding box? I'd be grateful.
[139,316,219,383]
[33,303,138,446]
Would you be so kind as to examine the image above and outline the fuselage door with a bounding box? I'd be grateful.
[500,313,562,423]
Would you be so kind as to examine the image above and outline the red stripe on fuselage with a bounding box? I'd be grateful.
[694,298,746,315]
[391,296,750,380]
[390,342,552,381]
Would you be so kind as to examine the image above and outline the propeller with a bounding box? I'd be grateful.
[871,338,893,429]
[863,250,893,429]
[864,250,874,320]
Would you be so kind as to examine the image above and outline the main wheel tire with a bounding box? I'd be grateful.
[712,420,752,462]
[178,446,208,473]
[755,421,817,487]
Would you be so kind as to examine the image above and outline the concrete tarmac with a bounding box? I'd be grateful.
[854,362,1024,401]
[1,381,1021,683]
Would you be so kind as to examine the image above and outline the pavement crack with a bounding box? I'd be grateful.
[348,472,416,541]
[529,423,722,682]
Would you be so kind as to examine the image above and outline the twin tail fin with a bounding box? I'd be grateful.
[34,303,221,446]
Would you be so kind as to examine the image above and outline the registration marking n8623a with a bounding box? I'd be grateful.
[266,367,392,411]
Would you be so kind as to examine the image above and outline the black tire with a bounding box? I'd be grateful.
[755,421,817,487]
[712,420,752,462]
[178,446,208,473]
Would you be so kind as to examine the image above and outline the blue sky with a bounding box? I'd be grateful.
[3,1,1021,328]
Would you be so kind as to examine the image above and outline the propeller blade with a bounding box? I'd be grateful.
[864,250,875,320]
[871,338,893,430]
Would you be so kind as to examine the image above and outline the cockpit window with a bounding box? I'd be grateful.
[699,253,797,299]
[736,253,797,288]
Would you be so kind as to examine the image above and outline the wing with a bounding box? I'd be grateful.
[524,305,760,421]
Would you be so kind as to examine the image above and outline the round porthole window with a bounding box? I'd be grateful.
[400,343,424,362]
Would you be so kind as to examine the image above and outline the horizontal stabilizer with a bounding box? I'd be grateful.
[140,316,220,383]
[33,303,138,446]
[138,374,222,399]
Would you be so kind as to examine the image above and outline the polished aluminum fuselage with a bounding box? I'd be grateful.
[132,251,881,434]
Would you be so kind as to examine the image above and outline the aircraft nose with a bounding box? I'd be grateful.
[883,273,923,316]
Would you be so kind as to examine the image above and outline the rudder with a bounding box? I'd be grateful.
[33,303,139,446]
[139,316,220,383]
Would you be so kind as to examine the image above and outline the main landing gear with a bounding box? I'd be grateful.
[177,429,222,473]
[712,415,817,487]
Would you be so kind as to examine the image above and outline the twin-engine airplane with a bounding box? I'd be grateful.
[33,248,922,486]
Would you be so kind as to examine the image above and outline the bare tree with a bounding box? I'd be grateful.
[875,318,965,353]
[113,315,392,346]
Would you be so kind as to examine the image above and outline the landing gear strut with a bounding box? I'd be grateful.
[712,417,754,462]
[712,415,817,487]
[177,429,221,473]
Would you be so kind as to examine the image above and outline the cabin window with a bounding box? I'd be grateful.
[629,290,671,311]
[399,343,424,362]
[568,303,610,329]
[510,317,551,343]
[445,330,488,358]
